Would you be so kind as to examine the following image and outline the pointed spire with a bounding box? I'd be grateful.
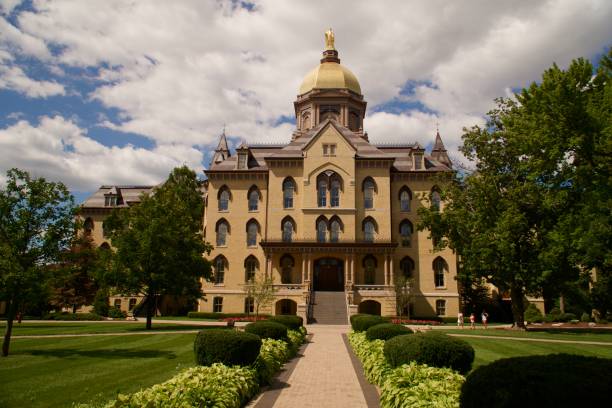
[211,128,230,166]
[431,127,452,168]
[433,129,446,152]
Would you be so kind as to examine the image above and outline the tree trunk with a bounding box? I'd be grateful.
[146,295,155,330]
[559,295,565,313]
[510,284,526,329]
[2,300,16,357]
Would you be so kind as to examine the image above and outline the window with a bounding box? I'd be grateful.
[246,220,259,247]
[281,255,294,284]
[245,256,258,282]
[216,220,229,246]
[363,178,376,209]
[434,257,447,288]
[102,220,110,238]
[283,178,295,209]
[237,153,247,169]
[400,257,415,278]
[317,179,327,207]
[363,255,376,285]
[282,217,295,243]
[244,297,254,314]
[214,256,226,284]
[436,299,446,316]
[129,298,137,311]
[400,220,413,247]
[84,217,94,234]
[248,187,259,211]
[323,143,336,156]
[218,187,230,211]
[113,299,121,309]
[400,187,411,212]
[431,188,441,211]
[213,297,223,313]
[414,154,423,170]
[317,218,328,243]
[330,218,342,243]
[363,218,376,242]
[104,195,117,206]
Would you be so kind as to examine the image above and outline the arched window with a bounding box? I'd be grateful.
[317,177,327,207]
[400,256,415,278]
[400,220,413,247]
[281,216,295,243]
[316,216,328,243]
[214,256,227,284]
[280,254,295,284]
[330,176,341,207]
[283,178,295,209]
[248,186,260,211]
[399,187,412,212]
[431,187,441,211]
[218,186,231,211]
[84,217,94,235]
[363,217,377,242]
[363,177,376,209]
[99,242,111,250]
[216,219,229,247]
[244,256,258,282]
[330,217,342,243]
[433,257,448,288]
[363,255,377,285]
[246,219,259,247]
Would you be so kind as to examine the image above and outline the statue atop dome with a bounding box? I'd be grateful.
[325,28,335,50]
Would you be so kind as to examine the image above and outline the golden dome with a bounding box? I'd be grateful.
[299,61,361,95]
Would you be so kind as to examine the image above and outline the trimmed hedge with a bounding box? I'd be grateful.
[188,312,271,319]
[43,312,104,321]
[245,321,288,340]
[350,313,371,325]
[460,354,612,408]
[366,323,412,341]
[269,315,303,330]
[352,315,387,332]
[194,329,261,366]
[384,332,475,374]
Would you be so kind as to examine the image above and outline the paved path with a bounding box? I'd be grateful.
[255,324,372,408]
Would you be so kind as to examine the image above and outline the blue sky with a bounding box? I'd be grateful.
[1,0,610,202]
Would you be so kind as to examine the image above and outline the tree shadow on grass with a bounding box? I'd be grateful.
[125,325,227,332]
[23,348,177,359]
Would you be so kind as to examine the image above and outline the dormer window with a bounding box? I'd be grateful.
[414,153,423,170]
[104,195,117,206]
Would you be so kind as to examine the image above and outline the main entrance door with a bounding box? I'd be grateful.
[313,258,344,291]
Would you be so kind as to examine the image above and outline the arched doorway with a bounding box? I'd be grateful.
[275,299,297,315]
[358,300,381,315]
[314,258,344,291]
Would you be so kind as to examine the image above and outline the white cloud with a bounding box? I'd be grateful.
[0,62,65,97]
[0,116,204,191]
[0,0,22,15]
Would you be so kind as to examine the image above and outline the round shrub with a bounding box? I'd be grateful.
[352,315,387,332]
[524,303,543,323]
[350,313,371,326]
[269,315,303,330]
[366,323,412,341]
[245,321,288,340]
[580,312,591,322]
[460,354,612,408]
[384,332,475,374]
[194,329,261,366]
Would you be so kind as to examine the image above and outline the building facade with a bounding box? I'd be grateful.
[200,34,459,321]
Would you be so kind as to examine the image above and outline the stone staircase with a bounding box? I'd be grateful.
[311,291,348,325]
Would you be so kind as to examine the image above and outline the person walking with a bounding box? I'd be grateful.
[481,310,489,329]
[469,313,476,330]
[457,311,464,328]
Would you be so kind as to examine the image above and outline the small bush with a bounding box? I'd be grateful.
[384,332,475,374]
[188,312,271,319]
[460,354,612,408]
[269,315,303,330]
[580,312,591,322]
[43,312,104,321]
[245,321,288,340]
[558,312,577,322]
[352,315,387,332]
[524,303,544,323]
[366,323,412,341]
[108,307,127,319]
[350,313,371,325]
[194,329,261,366]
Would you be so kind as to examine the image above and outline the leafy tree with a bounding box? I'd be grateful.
[49,234,99,313]
[245,272,277,318]
[103,166,212,329]
[419,50,612,327]
[0,168,76,356]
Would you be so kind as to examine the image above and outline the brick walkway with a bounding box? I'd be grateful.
[255,324,372,408]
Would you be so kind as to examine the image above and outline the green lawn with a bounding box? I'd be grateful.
[0,333,198,408]
[436,328,612,343]
[0,322,223,336]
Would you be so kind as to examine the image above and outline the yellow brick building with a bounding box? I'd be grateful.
[200,34,459,323]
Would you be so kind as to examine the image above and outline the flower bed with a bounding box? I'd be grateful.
[348,331,464,408]
[389,318,442,325]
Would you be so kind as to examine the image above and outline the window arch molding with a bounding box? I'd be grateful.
[213,255,228,284]
[244,255,259,282]
[400,256,415,278]
[431,186,442,211]
[280,254,295,284]
[83,217,94,233]
[399,186,412,211]
[215,218,231,234]
[433,256,448,288]
[246,219,260,247]
[247,185,261,211]
[218,185,232,211]
[361,177,378,193]
[215,218,230,246]
[399,219,414,247]
[282,177,296,209]
[316,171,344,208]
[316,215,329,242]
[281,216,296,242]
[362,254,377,285]
[362,177,377,209]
